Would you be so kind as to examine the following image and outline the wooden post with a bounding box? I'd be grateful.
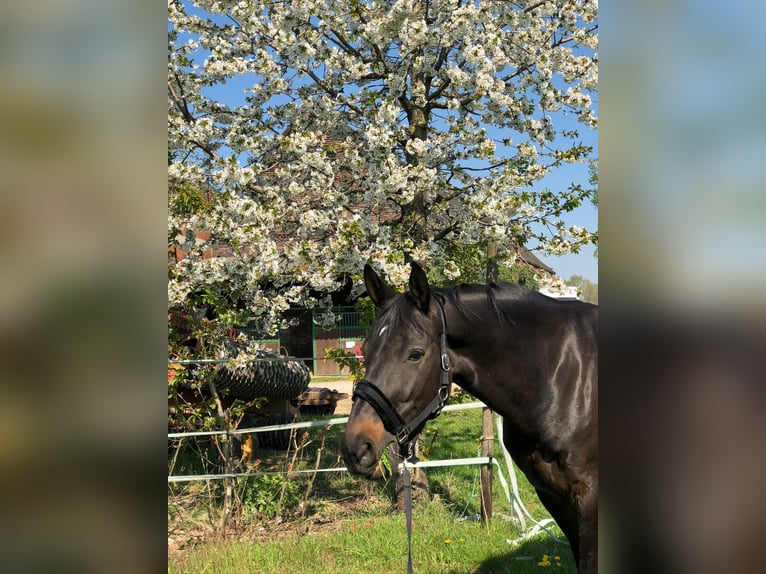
[480,242,498,523]
[480,408,494,523]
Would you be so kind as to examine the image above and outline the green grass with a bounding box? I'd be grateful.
[168,404,574,573]
[169,500,573,573]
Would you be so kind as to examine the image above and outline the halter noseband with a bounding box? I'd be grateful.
[352,299,452,459]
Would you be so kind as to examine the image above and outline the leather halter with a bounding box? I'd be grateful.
[352,299,452,459]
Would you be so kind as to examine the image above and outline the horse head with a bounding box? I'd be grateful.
[340,262,451,478]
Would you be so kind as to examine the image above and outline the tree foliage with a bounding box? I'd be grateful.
[565,274,598,303]
[168,0,598,340]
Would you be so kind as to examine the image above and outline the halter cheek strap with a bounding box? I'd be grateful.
[353,378,449,453]
[352,300,452,459]
[352,380,406,438]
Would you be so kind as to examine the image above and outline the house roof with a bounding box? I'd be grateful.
[516,246,555,274]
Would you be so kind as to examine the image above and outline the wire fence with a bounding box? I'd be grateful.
[166,400,564,544]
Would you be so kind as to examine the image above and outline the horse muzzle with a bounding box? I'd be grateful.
[340,417,392,479]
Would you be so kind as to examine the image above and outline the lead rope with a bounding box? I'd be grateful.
[402,457,414,574]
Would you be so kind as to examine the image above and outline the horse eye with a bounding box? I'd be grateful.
[408,349,425,361]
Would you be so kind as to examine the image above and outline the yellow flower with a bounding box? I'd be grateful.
[444,538,451,544]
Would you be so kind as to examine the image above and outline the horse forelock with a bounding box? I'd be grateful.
[366,294,429,352]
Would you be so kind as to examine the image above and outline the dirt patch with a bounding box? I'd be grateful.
[335,393,353,415]
[168,485,393,556]
[310,379,355,415]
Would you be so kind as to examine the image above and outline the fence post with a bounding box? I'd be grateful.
[480,407,494,523]
[480,242,498,523]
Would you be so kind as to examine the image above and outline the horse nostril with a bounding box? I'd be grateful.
[358,440,376,467]
[341,414,388,477]
[342,436,377,474]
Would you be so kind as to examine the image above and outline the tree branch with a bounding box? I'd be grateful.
[426,77,451,104]
[168,79,220,161]
[168,77,194,125]
[302,67,365,117]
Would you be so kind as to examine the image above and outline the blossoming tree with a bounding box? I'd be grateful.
[168,0,597,340]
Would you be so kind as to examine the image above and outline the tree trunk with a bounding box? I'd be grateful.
[486,241,499,283]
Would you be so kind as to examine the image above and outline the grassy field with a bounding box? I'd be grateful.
[168,402,574,573]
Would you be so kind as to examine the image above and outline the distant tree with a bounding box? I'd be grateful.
[499,262,540,290]
[566,274,598,304]
[428,240,541,290]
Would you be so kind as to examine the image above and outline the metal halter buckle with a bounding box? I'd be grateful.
[441,352,451,372]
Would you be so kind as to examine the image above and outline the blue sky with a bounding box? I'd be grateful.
[530,132,598,283]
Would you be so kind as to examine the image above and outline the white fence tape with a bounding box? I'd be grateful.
[166,402,485,439]
[167,457,495,485]
[495,415,567,545]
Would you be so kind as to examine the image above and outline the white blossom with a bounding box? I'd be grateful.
[443,260,461,280]
[168,0,598,336]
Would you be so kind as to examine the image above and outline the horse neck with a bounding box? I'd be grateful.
[441,291,556,405]
[441,287,546,348]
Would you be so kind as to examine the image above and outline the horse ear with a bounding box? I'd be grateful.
[408,261,431,313]
[364,264,396,308]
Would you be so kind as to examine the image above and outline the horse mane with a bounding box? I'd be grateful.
[434,281,557,326]
[378,280,573,337]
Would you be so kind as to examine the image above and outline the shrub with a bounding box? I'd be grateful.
[241,474,301,519]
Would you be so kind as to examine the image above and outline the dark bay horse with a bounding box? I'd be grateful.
[340,262,598,573]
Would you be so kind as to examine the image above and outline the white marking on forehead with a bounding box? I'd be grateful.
[378,325,388,337]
